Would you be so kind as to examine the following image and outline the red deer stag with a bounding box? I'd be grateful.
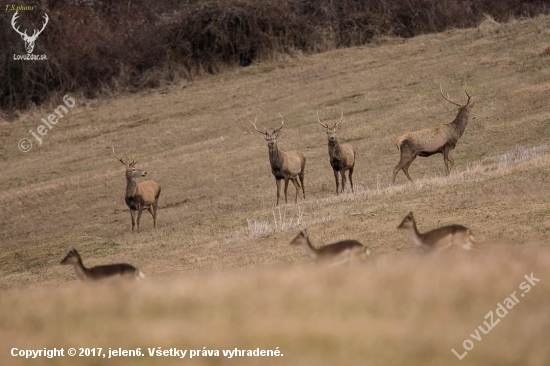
[392,86,475,183]
[112,147,161,232]
[251,115,306,205]
[317,110,357,195]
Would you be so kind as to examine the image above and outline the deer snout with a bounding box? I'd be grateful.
[329,136,335,142]
[141,171,148,177]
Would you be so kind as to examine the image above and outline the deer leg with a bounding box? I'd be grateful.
[393,157,410,183]
[130,209,136,232]
[275,179,281,206]
[291,178,300,203]
[152,201,158,228]
[298,172,306,200]
[349,167,355,193]
[393,147,415,183]
[340,170,346,194]
[136,206,144,233]
[402,155,416,182]
[284,177,290,204]
[448,153,455,172]
[333,170,339,195]
[443,148,451,175]
[147,206,155,227]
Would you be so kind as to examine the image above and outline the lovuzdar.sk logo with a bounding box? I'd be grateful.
[11,10,49,60]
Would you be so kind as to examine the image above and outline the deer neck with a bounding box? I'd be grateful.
[328,138,342,156]
[72,257,89,280]
[126,175,139,199]
[450,109,469,138]
[268,145,284,168]
[407,221,424,247]
[300,237,319,260]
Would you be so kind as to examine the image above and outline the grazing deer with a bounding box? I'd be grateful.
[392,86,475,183]
[397,212,477,253]
[317,110,357,195]
[290,229,372,265]
[112,147,161,232]
[251,115,306,205]
[60,249,145,281]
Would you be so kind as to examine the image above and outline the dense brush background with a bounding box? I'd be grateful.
[1,0,549,112]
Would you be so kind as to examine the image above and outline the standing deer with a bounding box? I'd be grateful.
[112,147,161,232]
[251,115,306,205]
[290,229,373,265]
[11,11,49,54]
[60,249,145,281]
[317,110,357,195]
[397,212,478,253]
[392,86,475,183]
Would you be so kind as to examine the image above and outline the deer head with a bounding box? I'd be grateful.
[397,212,415,229]
[112,147,148,179]
[12,11,49,54]
[60,248,81,265]
[250,114,285,149]
[317,109,344,142]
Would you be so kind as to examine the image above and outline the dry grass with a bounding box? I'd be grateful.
[1,15,550,366]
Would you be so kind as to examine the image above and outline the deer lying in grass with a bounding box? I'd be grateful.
[113,147,161,232]
[392,86,475,183]
[317,110,358,195]
[397,212,477,253]
[60,249,145,281]
[251,115,306,205]
[290,229,372,265]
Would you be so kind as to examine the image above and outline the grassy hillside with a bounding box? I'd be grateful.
[1,15,550,366]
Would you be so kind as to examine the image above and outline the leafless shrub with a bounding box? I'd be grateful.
[1,0,549,112]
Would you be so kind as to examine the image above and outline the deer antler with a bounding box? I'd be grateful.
[334,109,345,129]
[250,116,268,135]
[11,11,28,38]
[31,13,49,40]
[112,146,128,166]
[464,91,472,106]
[440,84,462,107]
[272,114,285,134]
[316,110,329,129]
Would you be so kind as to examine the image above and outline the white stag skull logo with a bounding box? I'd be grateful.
[11,11,49,54]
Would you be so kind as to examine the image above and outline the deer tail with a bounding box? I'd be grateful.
[364,246,373,257]
[137,269,146,279]
[395,136,406,150]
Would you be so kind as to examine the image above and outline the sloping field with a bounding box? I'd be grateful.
[0,15,549,366]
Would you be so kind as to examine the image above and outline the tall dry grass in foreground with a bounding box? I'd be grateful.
[1,249,549,366]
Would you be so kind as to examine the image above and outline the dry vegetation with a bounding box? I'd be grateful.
[1,14,550,366]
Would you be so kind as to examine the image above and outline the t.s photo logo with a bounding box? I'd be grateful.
[11,10,49,60]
